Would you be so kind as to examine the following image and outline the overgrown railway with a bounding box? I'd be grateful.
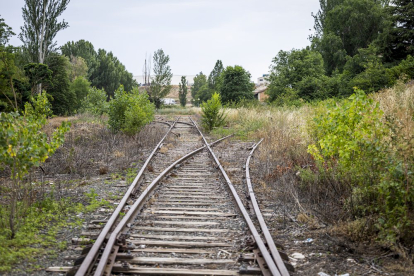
[47,116,292,276]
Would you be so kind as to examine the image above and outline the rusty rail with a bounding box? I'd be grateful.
[75,118,179,276]
[190,118,282,276]
[246,139,290,276]
[93,134,233,276]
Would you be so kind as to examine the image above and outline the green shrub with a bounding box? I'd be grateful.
[201,92,226,132]
[0,92,70,239]
[70,76,91,111]
[307,89,414,243]
[80,87,108,115]
[108,85,154,135]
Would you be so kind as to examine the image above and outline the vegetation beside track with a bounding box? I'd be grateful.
[0,189,110,273]
[211,82,414,263]
[0,112,165,273]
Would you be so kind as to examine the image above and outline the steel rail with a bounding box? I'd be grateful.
[176,121,195,126]
[75,118,179,276]
[93,134,233,276]
[246,139,290,276]
[190,118,282,276]
[153,120,172,127]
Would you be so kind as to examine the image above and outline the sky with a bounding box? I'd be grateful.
[1,0,320,82]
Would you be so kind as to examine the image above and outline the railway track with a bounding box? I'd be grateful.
[47,116,292,276]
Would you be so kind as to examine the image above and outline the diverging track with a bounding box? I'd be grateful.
[47,116,291,276]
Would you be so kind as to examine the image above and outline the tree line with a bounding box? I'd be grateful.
[1,4,136,116]
[191,60,255,106]
[267,0,414,105]
[191,0,413,107]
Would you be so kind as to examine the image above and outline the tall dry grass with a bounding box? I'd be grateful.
[222,82,414,229]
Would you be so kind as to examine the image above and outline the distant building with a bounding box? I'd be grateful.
[161,98,177,105]
[134,75,197,86]
[256,74,270,86]
[253,85,269,102]
[253,74,270,102]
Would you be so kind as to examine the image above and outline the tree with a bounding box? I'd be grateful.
[108,85,154,135]
[61,40,136,97]
[0,48,19,111]
[208,60,224,90]
[195,84,213,104]
[201,92,226,132]
[0,17,19,111]
[23,63,52,95]
[192,72,207,98]
[148,49,172,108]
[219,65,255,104]
[178,76,188,107]
[312,0,386,75]
[46,54,75,115]
[0,92,69,239]
[380,0,414,62]
[19,0,70,64]
[68,55,88,81]
[61,39,97,73]
[267,48,327,102]
[70,76,90,110]
[80,87,108,115]
[191,72,207,105]
[0,16,15,46]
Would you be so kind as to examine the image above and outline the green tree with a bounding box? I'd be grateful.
[0,17,21,111]
[267,49,327,102]
[19,0,70,64]
[208,60,224,90]
[191,72,206,98]
[201,92,226,132]
[23,63,52,95]
[108,85,154,135]
[219,65,254,104]
[68,55,88,81]
[312,0,386,75]
[191,72,207,105]
[61,39,97,74]
[380,0,414,62]
[1,48,20,111]
[0,16,15,46]
[46,54,75,115]
[19,0,70,94]
[195,84,213,105]
[148,49,172,109]
[0,92,69,238]
[61,40,136,98]
[80,87,108,115]
[178,76,188,107]
[70,76,90,110]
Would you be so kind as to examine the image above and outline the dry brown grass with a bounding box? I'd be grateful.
[229,82,414,226]
[41,114,167,178]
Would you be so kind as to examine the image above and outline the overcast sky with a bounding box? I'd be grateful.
[1,0,320,81]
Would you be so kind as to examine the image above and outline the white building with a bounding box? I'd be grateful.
[256,74,270,86]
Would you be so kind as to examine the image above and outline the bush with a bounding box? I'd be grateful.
[108,86,154,135]
[0,92,70,239]
[307,89,414,243]
[70,76,90,111]
[80,87,108,115]
[201,92,226,132]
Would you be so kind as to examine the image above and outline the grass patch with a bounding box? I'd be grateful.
[156,106,200,116]
[0,188,110,273]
